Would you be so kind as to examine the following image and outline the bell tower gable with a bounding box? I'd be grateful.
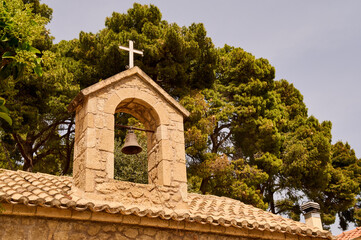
[69,67,190,208]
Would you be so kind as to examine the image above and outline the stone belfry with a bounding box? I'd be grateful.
[68,67,190,208]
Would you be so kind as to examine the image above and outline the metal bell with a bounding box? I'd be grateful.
[121,130,142,155]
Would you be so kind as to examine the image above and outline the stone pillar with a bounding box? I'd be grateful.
[73,95,115,193]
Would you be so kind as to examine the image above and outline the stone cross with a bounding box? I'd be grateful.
[119,40,143,68]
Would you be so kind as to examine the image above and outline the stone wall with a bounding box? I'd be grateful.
[0,215,259,240]
[80,179,188,210]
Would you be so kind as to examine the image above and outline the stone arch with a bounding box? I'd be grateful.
[103,89,169,128]
[111,97,162,184]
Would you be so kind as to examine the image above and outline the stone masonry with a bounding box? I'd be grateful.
[0,215,262,240]
[68,67,190,210]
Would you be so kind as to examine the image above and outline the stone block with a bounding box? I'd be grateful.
[104,92,121,114]
[185,222,211,232]
[84,169,95,192]
[84,95,98,114]
[172,162,187,182]
[98,128,114,152]
[91,212,123,223]
[12,204,36,216]
[147,151,157,171]
[29,222,50,240]
[143,227,157,236]
[265,231,286,239]
[100,149,113,162]
[73,167,85,190]
[140,217,169,228]
[83,112,94,129]
[169,220,185,230]
[94,113,105,129]
[138,235,154,240]
[155,230,172,239]
[175,143,186,163]
[0,203,13,214]
[77,105,86,122]
[170,112,183,123]
[122,215,141,225]
[85,128,97,148]
[169,130,184,144]
[87,224,101,236]
[224,226,248,236]
[153,102,170,125]
[106,153,114,179]
[73,223,87,232]
[178,182,188,200]
[104,113,114,131]
[102,224,117,232]
[210,225,226,234]
[158,160,171,186]
[3,227,26,240]
[148,168,157,185]
[75,116,80,142]
[85,148,103,170]
[123,227,139,238]
[96,97,106,112]
[74,134,85,155]
[122,76,140,87]
[247,229,265,239]
[133,90,158,107]
[175,120,184,132]
[141,110,152,123]
[53,231,69,240]
[71,232,88,240]
[36,207,71,218]
[156,125,169,140]
[114,233,128,240]
[159,139,175,161]
[71,210,92,220]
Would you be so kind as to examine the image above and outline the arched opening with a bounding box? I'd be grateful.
[113,98,160,184]
[113,112,148,183]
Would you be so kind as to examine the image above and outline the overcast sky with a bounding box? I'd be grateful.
[45,0,361,234]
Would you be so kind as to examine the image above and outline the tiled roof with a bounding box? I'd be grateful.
[0,169,332,239]
[337,227,361,240]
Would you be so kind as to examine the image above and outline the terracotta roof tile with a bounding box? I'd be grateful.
[0,169,332,239]
[337,227,361,240]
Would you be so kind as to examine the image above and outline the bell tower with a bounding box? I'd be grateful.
[68,67,190,209]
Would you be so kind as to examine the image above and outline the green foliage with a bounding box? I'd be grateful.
[114,133,148,184]
[114,116,148,184]
[321,142,361,228]
[1,2,360,230]
[181,44,361,228]
[0,97,11,125]
[0,0,79,173]
[0,0,46,79]
[60,3,217,97]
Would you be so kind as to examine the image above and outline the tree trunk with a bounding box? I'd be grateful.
[267,186,276,213]
[200,177,210,194]
[23,161,33,172]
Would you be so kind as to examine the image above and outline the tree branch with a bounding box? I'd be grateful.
[12,133,32,166]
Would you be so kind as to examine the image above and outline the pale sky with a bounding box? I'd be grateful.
[45,0,361,234]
